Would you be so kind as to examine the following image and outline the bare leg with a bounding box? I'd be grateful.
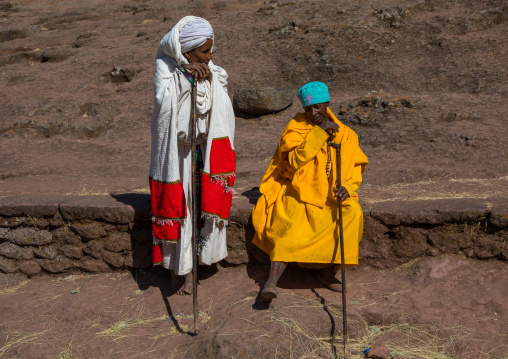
[261,261,286,300]
[316,265,343,293]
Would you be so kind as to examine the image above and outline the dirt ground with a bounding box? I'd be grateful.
[1,0,507,358]
[1,255,507,359]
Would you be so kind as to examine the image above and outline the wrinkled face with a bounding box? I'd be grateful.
[304,102,329,125]
[183,39,213,64]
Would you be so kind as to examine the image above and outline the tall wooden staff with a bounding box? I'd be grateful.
[190,78,199,335]
[329,142,347,357]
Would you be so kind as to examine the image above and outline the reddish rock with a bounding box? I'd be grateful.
[73,259,109,272]
[18,260,41,276]
[62,245,83,259]
[8,228,53,246]
[49,212,65,229]
[0,195,60,218]
[474,235,503,259]
[488,198,508,229]
[38,258,72,273]
[371,199,490,226]
[0,242,33,260]
[60,195,137,224]
[102,250,125,268]
[33,244,58,259]
[104,232,131,252]
[0,256,16,273]
[83,239,104,259]
[71,221,107,240]
[367,343,390,359]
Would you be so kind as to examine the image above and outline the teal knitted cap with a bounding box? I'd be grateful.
[297,81,330,108]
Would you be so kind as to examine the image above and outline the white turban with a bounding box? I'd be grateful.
[156,16,214,66]
[180,19,214,53]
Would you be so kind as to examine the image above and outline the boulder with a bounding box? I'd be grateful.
[0,242,33,260]
[8,228,53,246]
[233,87,293,115]
[367,343,390,359]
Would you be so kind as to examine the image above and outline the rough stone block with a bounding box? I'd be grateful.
[71,221,107,240]
[38,258,72,273]
[104,232,131,252]
[60,195,139,223]
[488,198,508,229]
[73,259,110,272]
[102,250,125,268]
[0,195,60,218]
[367,343,390,359]
[371,199,490,226]
[62,245,83,259]
[7,227,53,246]
[233,87,293,115]
[0,256,16,273]
[0,242,33,260]
[33,244,58,259]
[18,260,42,276]
[53,226,81,244]
[83,240,104,259]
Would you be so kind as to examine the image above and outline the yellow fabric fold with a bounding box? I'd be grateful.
[252,108,369,264]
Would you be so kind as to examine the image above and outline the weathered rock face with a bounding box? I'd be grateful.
[233,87,293,115]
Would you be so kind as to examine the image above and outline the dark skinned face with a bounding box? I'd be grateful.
[304,102,329,125]
[183,39,213,64]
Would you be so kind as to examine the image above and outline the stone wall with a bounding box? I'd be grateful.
[0,195,507,278]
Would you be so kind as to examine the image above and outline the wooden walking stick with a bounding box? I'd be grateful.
[190,77,199,335]
[329,142,348,357]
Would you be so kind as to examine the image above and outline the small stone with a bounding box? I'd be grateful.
[102,251,125,268]
[367,343,390,359]
[0,242,33,260]
[104,232,131,252]
[18,260,41,276]
[38,258,72,273]
[31,218,49,229]
[0,218,23,228]
[233,87,294,115]
[0,256,16,273]
[83,240,104,259]
[8,228,53,246]
[62,245,83,259]
[73,259,109,272]
[49,212,65,229]
[33,244,58,259]
[71,221,107,240]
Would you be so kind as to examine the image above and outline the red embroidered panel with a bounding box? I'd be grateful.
[152,219,180,241]
[149,177,186,219]
[152,244,163,265]
[201,173,233,220]
[210,137,236,176]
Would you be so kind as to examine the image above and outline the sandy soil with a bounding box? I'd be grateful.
[1,255,507,359]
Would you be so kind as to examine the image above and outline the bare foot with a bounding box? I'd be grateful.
[316,266,344,293]
[172,271,194,295]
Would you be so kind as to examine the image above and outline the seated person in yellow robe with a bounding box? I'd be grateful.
[251,81,368,300]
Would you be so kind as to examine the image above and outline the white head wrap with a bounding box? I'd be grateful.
[156,16,214,66]
[180,19,214,54]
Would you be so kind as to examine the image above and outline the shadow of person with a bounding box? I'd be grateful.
[312,289,339,359]
[129,266,186,335]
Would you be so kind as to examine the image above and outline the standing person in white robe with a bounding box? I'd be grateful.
[149,16,236,295]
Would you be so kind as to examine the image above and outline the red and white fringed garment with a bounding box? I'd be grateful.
[149,16,236,274]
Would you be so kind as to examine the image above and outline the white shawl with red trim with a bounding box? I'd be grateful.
[149,16,236,242]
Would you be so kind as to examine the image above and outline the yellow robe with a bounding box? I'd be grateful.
[252,108,368,265]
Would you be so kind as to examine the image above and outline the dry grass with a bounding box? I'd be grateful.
[0,330,49,358]
[0,280,29,295]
